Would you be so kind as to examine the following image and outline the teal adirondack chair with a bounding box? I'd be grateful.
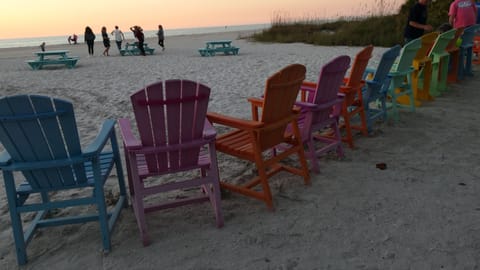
[0,95,127,265]
[363,45,402,132]
[458,24,480,80]
[429,29,456,96]
[388,38,422,122]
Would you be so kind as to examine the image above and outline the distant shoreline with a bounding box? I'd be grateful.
[0,23,270,49]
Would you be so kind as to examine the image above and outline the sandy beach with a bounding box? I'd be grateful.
[0,30,479,269]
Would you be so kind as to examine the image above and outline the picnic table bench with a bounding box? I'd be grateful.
[120,42,155,56]
[26,50,79,70]
[198,40,239,56]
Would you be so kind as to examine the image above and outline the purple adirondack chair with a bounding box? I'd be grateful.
[294,55,351,173]
[118,80,224,246]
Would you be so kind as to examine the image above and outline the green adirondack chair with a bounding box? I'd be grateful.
[429,29,456,96]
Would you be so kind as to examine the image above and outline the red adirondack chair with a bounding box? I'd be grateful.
[295,55,351,172]
[118,80,224,246]
[207,64,310,209]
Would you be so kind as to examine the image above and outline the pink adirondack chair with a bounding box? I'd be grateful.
[118,80,224,246]
[296,55,351,173]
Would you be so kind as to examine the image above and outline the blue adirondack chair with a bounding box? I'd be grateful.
[362,45,402,132]
[388,38,421,122]
[0,95,127,265]
[458,24,480,80]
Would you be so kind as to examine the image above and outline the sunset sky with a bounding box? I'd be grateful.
[0,0,402,39]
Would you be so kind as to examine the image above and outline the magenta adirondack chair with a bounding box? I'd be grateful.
[118,80,224,246]
[295,55,351,173]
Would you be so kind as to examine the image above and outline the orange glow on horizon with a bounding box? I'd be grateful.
[0,0,402,39]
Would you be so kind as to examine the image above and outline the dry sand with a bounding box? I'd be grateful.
[0,30,479,269]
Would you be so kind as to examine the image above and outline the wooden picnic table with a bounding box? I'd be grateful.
[198,40,239,56]
[26,50,79,70]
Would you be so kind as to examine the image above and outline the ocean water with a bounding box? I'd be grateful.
[0,23,270,49]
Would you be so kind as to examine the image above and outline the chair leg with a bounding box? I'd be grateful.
[342,110,354,148]
[306,138,319,173]
[207,144,224,228]
[93,163,112,252]
[332,123,344,157]
[359,109,368,136]
[4,171,28,265]
[256,160,274,210]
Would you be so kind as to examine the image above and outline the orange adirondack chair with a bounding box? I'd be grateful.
[339,45,373,148]
[446,28,463,83]
[207,64,310,209]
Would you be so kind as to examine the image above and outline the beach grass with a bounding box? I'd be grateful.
[252,0,452,47]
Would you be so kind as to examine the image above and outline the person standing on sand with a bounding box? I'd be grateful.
[403,0,433,44]
[84,26,96,56]
[449,0,478,30]
[157,24,165,51]
[111,25,125,52]
[130,25,146,56]
[101,26,111,56]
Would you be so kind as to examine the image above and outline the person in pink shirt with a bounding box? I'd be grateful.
[449,0,478,29]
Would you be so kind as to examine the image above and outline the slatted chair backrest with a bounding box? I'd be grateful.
[260,64,306,150]
[344,45,374,91]
[310,56,351,124]
[393,38,422,73]
[414,32,439,62]
[372,45,402,84]
[339,45,373,111]
[0,95,85,190]
[429,28,456,57]
[446,28,464,51]
[130,80,210,172]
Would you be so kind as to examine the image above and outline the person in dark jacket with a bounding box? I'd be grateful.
[84,26,96,56]
[403,0,433,44]
[130,25,146,56]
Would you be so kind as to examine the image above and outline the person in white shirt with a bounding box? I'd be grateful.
[111,25,125,52]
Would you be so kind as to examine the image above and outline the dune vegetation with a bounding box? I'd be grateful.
[251,0,451,47]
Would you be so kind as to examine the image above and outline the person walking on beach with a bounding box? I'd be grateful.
[84,26,96,56]
[101,26,111,56]
[403,0,433,44]
[130,25,146,56]
[111,25,125,52]
[157,24,165,51]
[40,42,46,52]
[449,0,478,30]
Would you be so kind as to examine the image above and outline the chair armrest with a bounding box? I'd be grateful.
[203,119,217,140]
[363,68,376,80]
[207,111,263,130]
[117,118,142,150]
[247,97,263,108]
[84,119,115,157]
[0,151,11,166]
[300,81,317,102]
[247,97,264,121]
[339,85,353,94]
